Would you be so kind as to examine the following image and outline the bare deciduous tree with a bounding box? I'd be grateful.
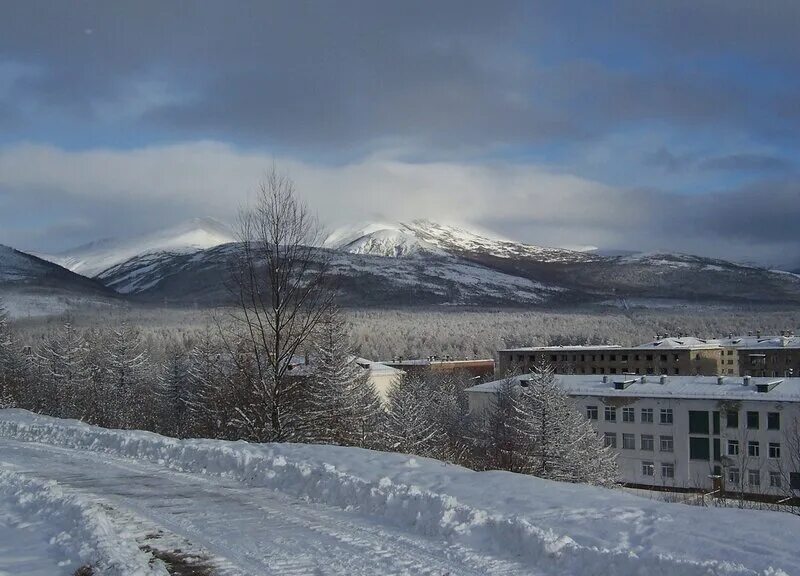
[226,169,336,441]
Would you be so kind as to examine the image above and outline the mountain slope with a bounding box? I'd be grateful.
[97,243,566,306]
[325,220,596,263]
[0,245,117,317]
[38,217,235,278]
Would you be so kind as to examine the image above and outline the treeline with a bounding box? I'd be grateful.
[0,301,617,487]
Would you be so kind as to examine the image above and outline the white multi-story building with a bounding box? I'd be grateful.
[466,374,800,498]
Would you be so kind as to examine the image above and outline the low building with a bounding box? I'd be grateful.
[380,358,495,380]
[466,373,800,499]
[287,355,404,404]
[498,338,722,377]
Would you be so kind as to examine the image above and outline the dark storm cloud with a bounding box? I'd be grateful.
[2,1,799,151]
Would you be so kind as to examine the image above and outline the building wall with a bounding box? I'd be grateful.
[468,388,800,497]
[738,348,800,378]
[498,348,723,378]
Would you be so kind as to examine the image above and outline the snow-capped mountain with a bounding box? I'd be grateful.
[39,217,235,278]
[325,220,597,263]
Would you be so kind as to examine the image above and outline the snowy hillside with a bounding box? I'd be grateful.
[0,410,796,575]
[325,220,597,263]
[38,217,235,278]
[98,242,565,305]
[0,245,114,316]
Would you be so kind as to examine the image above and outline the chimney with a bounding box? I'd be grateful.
[743,375,752,387]
[660,375,667,385]
[717,376,725,385]
[757,330,762,338]
[602,375,609,383]
[640,375,647,384]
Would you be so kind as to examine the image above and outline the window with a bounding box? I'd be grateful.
[661,462,675,479]
[791,473,800,490]
[641,408,654,423]
[660,354,667,362]
[713,438,721,461]
[622,433,636,450]
[728,467,740,485]
[712,411,720,435]
[689,411,709,434]
[727,439,739,456]
[660,408,673,424]
[641,461,654,476]
[646,354,653,361]
[621,354,628,361]
[726,411,739,428]
[604,432,617,448]
[641,435,654,451]
[769,442,781,459]
[600,354,605,361]
[586,406,598,420]
[610,367,617,374]
[660,436,674,452]
[622,407,635,423]
[747,411,760,430]
[604,407,616,422]
[748,441,760,457]
[550,354,557,362]
[768,412,780,431]
[689,437,710,461]
[770,471,782,488]
[748,469,760,487]
[610,354,616,361]
[673,354,679,362]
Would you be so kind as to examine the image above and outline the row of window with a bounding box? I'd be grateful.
[641,461,674,479]
[727,468,783,488]
[726,440,781,459]
[589,406,781,431]
[589,406,672,424]
[605,433,674,452]
[514,353,683,364]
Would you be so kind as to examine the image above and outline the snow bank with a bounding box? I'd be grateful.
[0,468,167,576]
[0,410,795,576]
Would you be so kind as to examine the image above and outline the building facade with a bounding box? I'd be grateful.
[499,333,800,378]
[467,374,800,499]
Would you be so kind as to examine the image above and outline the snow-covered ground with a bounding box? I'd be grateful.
[0,409,797,575]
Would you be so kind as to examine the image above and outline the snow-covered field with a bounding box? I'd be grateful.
[0,410,797,575]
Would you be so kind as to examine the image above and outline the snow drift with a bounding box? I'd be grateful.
[0,469,167,576]
[0,410,795,576]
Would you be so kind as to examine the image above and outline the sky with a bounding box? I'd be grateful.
[0,1,799,268]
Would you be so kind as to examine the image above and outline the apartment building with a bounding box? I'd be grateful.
[499,333,800,378]
[380,357,495,380]
[731,334,800,378]
[498,337,723,377]
[466,374,800,499]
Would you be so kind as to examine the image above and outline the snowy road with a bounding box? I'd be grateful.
[0,438,529,576]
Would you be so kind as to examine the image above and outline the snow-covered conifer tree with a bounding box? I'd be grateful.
[104,321,150,428]
[511,359,618,485]
[384,375,445,457]
[301,305,383,447]
[35,318,89,418]
[158,344,192,437]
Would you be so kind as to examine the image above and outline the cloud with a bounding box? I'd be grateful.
[1,141,799,268]
[699,154,793,173]
[2,2,799,152]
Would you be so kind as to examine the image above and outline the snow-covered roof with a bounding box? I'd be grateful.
[633,337,719,350]
[501,334,800,354]
[499,345,623,353]
[467,374,800,402]
[287,355,404,376]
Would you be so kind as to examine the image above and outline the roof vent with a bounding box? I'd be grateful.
[717,376,725,386]
[602,375,609,384]
[640,376,647,384]
[743,375,752,387]
[614,379,637,390]
[756,380,783,393]
[660,375,668,385]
